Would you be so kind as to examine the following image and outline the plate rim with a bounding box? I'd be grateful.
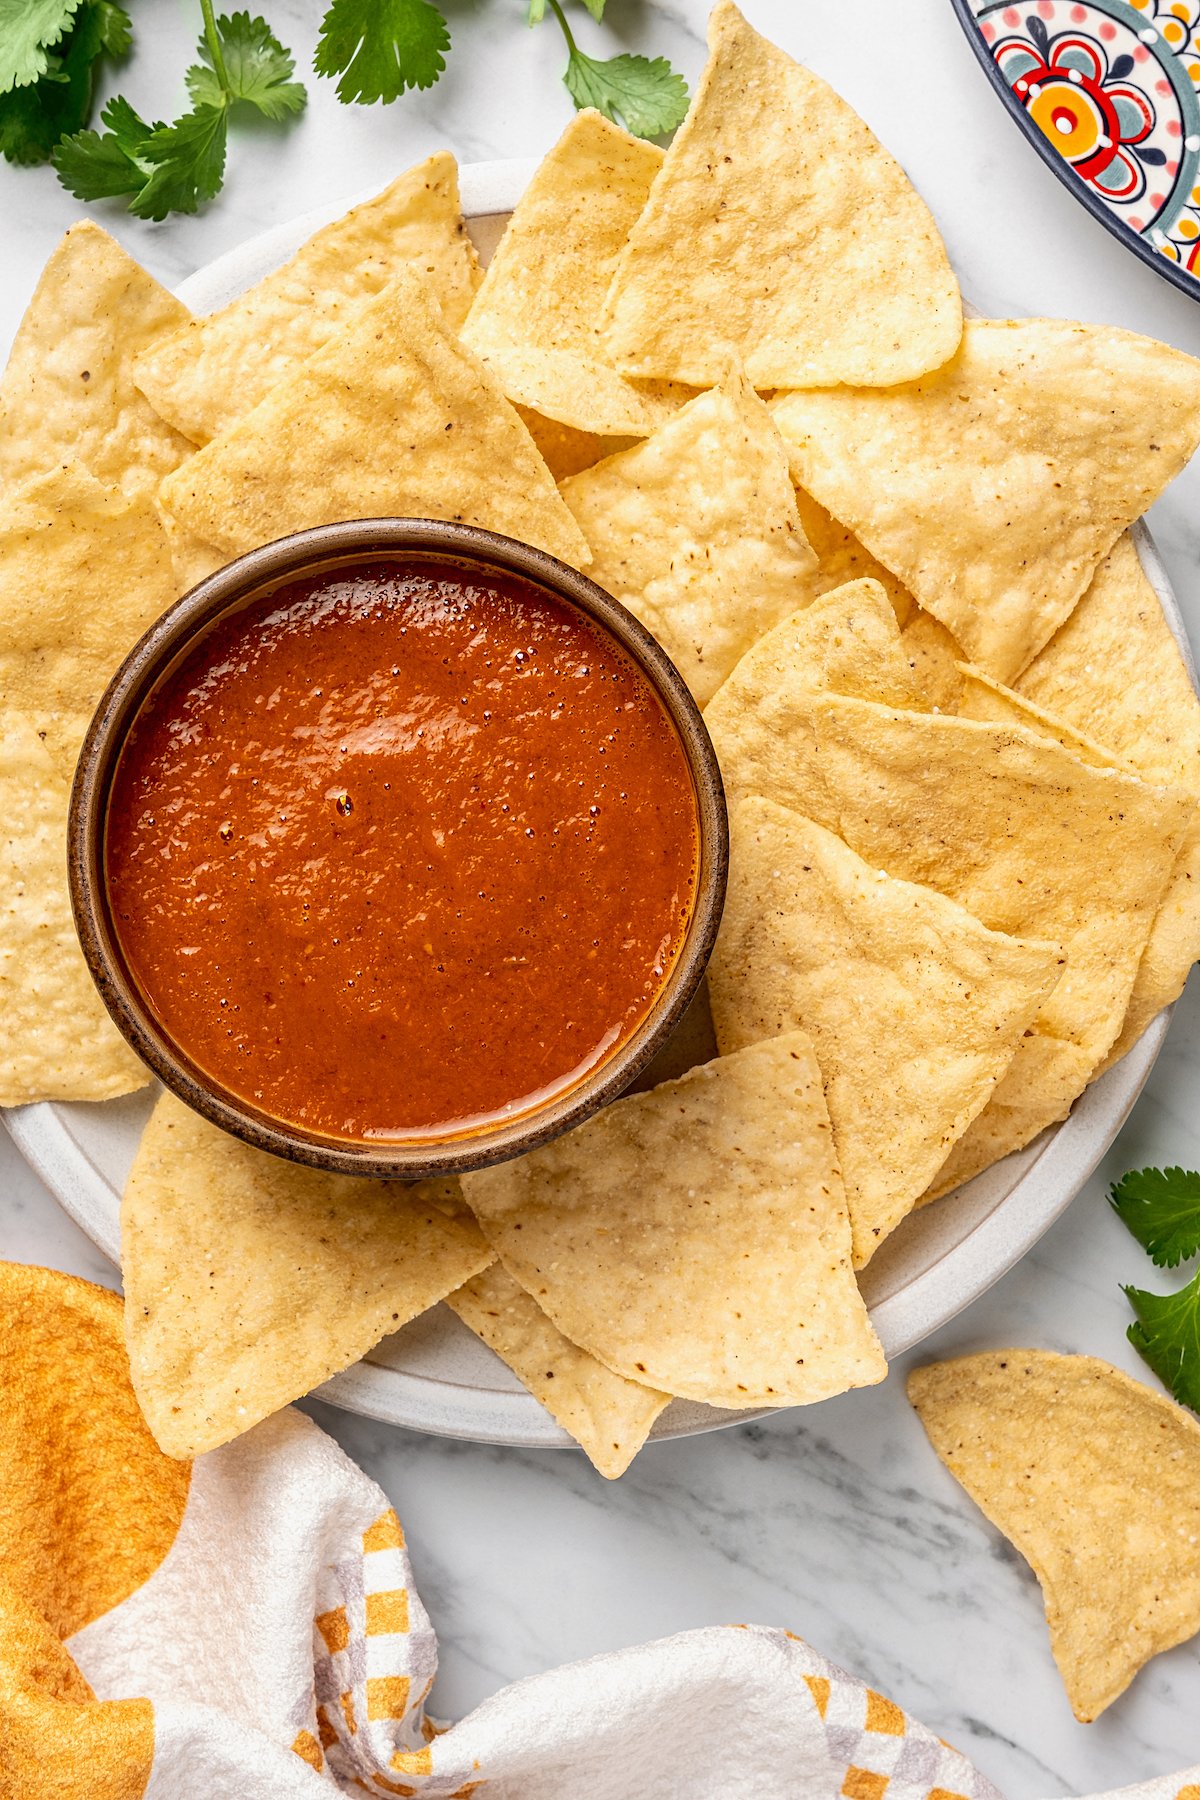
[948,0,1200,306]
[2,160,1191,1449]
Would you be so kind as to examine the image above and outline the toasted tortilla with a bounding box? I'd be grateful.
[793,487,915,628]
[909,1352,1200,1722]
[709,800,1064,1263]
[156,267,590,569]
[122,1094,493,1458]
[956,665,1126,771]
[811,696,1195,1189]
[133,152,480,446]
[461,1033,886,1409]
[773,319,1200,681]
[447,1263,670,1480]
[514,405,634,481]
[463,111,690,438]
[0,221,193,500]
[898,608,965,713]
[560,374,816,704]
[601,1,960,388]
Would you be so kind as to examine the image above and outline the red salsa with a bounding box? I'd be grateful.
[105,558,699,1142]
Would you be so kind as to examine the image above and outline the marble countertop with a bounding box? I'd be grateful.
[4,2,1200,1792]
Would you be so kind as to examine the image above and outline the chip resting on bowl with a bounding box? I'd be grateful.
[772,319,1200,682]
[462,110,691,439]
[156,265,590,569]
[122,1095,493,1458]
[462,1032,886,1408]
[560,373,816,705]
[133,152,481,446]
[601,0,961,388]
[908,1351,1200,1721]
[709,799,1064,1264]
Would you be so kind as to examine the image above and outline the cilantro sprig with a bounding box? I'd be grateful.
[0,0,130,167]
[314,0,450,104]
[535,0,689,140]
[1112,1164,1200,1414]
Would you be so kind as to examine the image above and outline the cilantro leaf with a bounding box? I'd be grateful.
[1125,1269,1200,1414]
[186,10,306,120]
[1,1,130,166]
[1110,1165,1200,1268]
[315,0,450,103]
[576,0,606,20]
[53,91,152,196]
[563,46,688,139]
[0,0,82,95]
[132,104,229,218]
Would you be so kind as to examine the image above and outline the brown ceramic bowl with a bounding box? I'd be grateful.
[70,519,728,1180]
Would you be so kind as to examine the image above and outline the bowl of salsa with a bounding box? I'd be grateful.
[70,519,727,1179]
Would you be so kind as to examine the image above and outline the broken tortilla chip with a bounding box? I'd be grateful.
[811,696,1195,1188]
[772,319,1200,681]
[709,800,1064,1264]
[463,111,691,438]
[133,153,480,446]
[122,1093,493,1459]
[0,461,176,778]
[560,374,816,704]
[0,221,193,500]
[908,1351,1200,1722]
[0,714,146,1105]
[793,486,915,629]
[601,1,961,389]
[156,267,590,570]
[461,1032,886,1409]
[446,1263,670,1479]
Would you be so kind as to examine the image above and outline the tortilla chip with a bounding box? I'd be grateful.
[793,487,915,628]
[956,665,1125,771]
[772,319,1200,681]
[0,461,176,778]
[709,800,1064,1264]
[0,714,147,1105]
[908,1351,1200,1722]
[560,374,816,704]
[461,1032,886,1409]
[703,578,921,824]
[1017,532,1200,1054]
[601,2,960,388]
[898,608,965,713]
[811,697,1195,1187]
[133,153,480,447]
[122,1093,493,1458]
[156,506,226,596]
[0,221,193,500]
[446,1263,670,1479]
[515,405,634,481]
[463,111,691,438]
[156,267,591,570]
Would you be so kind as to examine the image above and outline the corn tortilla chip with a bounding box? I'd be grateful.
[812,696,1195,1188]
[956,665,1126,771]
[156,267,590,570]
[156,506,226,596]
[772,319,1200,681]
[898,608,965,713]
[560,375,816,704]
[122,1093,493,1458]
[462,1033,886,1409]
[463,112,691,438]
[446,1264,670,1480]
[709,800,1064,1264]
[601,2,961,389]
[1018,532,1200,1055]
[703,578,922,825]
[793,487,914,629]
[133,153,480,447]
[0,221,193,501]
[0,714,146,1105]
[908,1352,1200,1722]
[0,461,176,779]
[514,405,634,481]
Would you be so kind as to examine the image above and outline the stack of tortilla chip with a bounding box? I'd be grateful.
[4,0,1200,1478]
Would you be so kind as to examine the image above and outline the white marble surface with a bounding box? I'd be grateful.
[3,1,1200,1792]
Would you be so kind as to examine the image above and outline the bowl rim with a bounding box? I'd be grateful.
[68,517,729,1180]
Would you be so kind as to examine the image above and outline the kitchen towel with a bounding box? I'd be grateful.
[1,1262,1196,1800]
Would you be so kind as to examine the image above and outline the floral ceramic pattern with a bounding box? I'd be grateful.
[959,0,1200,289]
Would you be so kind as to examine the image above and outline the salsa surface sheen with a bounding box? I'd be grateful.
[106,557,699,1142]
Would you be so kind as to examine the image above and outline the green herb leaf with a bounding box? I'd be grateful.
[186,10,307,119]
[576,0,606,20]
[563,45,688,139]
[132,104,229,218]
[95,0,131,57]
[53,92,155,198]
[315,0,450,104]
[0,0,82,95]
[1125,1268,1200,1414]
[527,0,547,24]
[1110,1166,1200,1268]
[2,2,130,166]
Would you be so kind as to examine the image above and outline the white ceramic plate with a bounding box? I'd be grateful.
[3,162,1189,1449]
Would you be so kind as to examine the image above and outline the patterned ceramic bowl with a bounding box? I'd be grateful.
[952,0,1200,297]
